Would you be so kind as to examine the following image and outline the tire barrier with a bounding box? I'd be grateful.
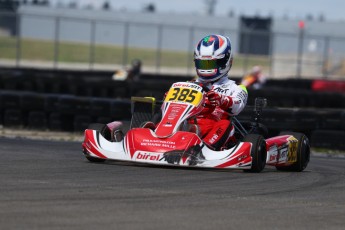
[0,89,344,149]
[28,111,47,130]
[0,66,112,81]
[1,68,344,108]
[237,107,345,150]
[3,109,23,127]
[311,130,345,150]
[0,76,345,108]
[0,67,344,149]
[318,110,345,130]
[264,78,312,90]
[0,90,131,132]
[247,88,345,108]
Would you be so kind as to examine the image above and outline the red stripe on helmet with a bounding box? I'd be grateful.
[217,35,224,48]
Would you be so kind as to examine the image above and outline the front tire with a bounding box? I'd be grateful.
[243,134,267,173]
[276,131,310,172]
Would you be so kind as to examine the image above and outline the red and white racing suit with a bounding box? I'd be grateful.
[192,77,248,150]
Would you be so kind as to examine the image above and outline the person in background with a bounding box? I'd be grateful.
[241,65,266,89]
[112,59,142,82]
[126,59,142,82]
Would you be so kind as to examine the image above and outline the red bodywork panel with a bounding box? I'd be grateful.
[125,128,202,159]
[155,104,188,137]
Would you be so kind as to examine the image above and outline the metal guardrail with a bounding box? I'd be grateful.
[1,11,345,79]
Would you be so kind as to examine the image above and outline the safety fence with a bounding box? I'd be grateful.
[0,68,344,149]
[2,10,345,78]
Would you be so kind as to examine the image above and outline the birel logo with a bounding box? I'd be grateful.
[135,152,161,161]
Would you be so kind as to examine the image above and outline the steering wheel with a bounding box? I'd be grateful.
[190,81,210,93]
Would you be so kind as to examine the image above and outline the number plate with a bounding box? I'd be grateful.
[165,82,203,106]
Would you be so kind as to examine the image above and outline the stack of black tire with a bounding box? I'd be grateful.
[0,90,132,132]
[0,69,131,132]
[0,67,344,150]
[0,68,189,133]
[241,78,345,150]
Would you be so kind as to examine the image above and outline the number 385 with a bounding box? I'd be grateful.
[168,88,198,103]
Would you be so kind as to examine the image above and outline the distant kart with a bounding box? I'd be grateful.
[82,82,310,172]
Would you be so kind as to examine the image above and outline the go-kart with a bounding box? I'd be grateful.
[82,82,310,172]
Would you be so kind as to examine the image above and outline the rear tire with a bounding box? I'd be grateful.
[276,131,310,172]
[243,134,266,173]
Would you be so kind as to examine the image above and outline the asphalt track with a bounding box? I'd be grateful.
[0,137,344,230]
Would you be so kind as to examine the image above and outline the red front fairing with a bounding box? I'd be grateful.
[83,127,254,168]
[155,82,205,138]
[155,103,189,137]
[125,128,202,158]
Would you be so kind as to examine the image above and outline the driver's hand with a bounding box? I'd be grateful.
[200,97,216,114]
[207,90,233,109]
[207,90,223,106]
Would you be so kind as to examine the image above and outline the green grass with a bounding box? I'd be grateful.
[0,36,270,70]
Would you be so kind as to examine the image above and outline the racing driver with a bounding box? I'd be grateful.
[191,34,248,150]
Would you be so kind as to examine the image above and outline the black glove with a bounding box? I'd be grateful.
[163,151,183,164]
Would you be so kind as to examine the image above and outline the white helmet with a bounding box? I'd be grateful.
[194,34,233,83]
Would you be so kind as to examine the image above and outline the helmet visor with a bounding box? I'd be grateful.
[195,59,217,69]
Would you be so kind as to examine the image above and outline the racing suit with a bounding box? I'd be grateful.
[192,77,248,150]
